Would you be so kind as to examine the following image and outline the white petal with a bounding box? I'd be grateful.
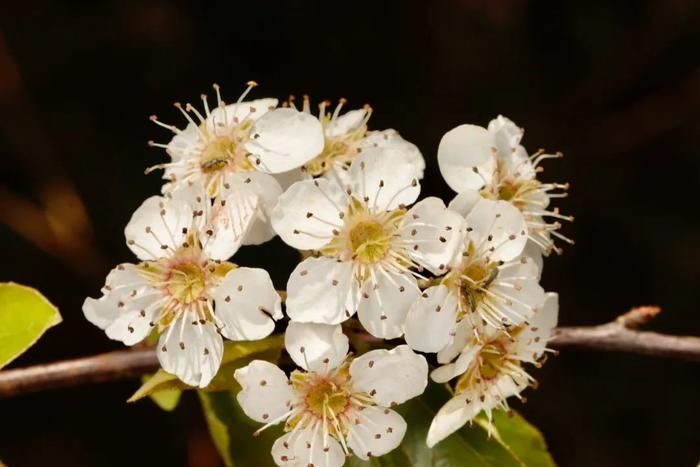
[522,239,544,278]
[208,98,279,127]
[326,108,368,138]
[447,190,481,217]
[347,406,407,460]
[234,359,294,424]
[124,195,192,260]
[488,115,523,146]
[437,318,474,364]
[431,345,480,383]
[286,256,358,324]
[272,168,307,191]
[426,394,483,448]
[516,292,558,362]
[402,197,465,275]
[245,108,324,174]
[404,285,458,353]
[356,272,420,339]
[284,322,348,373]
[347,147,420,211]
[438,124,496,193]
[83,264,160,345]
[220,172,284,246]
[350,345,428,406]
[157,317,224,388]
[271,178,346,250]
[202,184,259,260]
[165,122,200,163]
[489,256,544,327]
[465,199,528,263]
[362,129,425,180]
[271,428,344,467]
[212,267,282,341]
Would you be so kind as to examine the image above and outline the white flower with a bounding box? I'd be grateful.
[438,115,573,259]
[82,187,283,387]
[426,293,559,447]
[234,322,428,466]
[147,82,325,245]
[271,148,464,338]
[404,198,545,353]
[289,97,424,183]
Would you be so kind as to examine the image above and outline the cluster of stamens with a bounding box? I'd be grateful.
[475,149,574,255]
[133,235,233,338]
[147,82,274,196]
[454,332,534,413]
[253,355,401,460]
[287,97,373,176]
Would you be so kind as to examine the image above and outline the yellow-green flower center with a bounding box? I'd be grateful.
[136,240,235,330]
[455,338,513,394]
[305,380,351,418]
[200,136,253,174]
[167,262,207,304]
[349,220,391,263]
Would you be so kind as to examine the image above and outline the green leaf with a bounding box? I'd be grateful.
[129,334,284,403]
[0,282,62,369]
[198,345,284,467]
[140,373,182,411]
[198,362,554,467]
[349,383,555,467]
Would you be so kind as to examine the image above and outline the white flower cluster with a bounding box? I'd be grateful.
[83,83,570,466]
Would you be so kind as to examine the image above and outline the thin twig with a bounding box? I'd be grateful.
[550,306,700,361]
[0,306,698,398]
[0,348,159,398]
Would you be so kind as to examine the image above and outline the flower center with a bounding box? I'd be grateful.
[304,137,355,176]
[452,255,499,318]
[455,338,513,394]
[348,220,391,263]
[497,182,519,202]
[137,242,234,330]
[167,261,207,304]
[305,380,351,418]
[477,343,509,380]
[200,136,253,174]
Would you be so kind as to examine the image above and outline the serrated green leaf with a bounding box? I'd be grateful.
[199,345,284,467]
[0,282,62,369]
[129,334,284,402]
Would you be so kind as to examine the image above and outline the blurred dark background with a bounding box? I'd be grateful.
[1,0,699,466]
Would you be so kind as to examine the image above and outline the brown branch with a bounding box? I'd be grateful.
[550,306,700,362]
[0,348,159,398]
[0,306,698,398]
